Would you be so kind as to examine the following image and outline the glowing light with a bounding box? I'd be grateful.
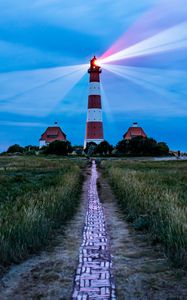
[94,59,101,67]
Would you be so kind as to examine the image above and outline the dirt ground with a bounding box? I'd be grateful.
[98,171,187,300]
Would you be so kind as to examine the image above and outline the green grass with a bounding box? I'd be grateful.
[102,160,187,267]
[0,157,84,265]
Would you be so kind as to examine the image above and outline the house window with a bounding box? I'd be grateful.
[47,135,58,138]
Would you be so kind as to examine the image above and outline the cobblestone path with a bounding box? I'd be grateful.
[72,160,116,300]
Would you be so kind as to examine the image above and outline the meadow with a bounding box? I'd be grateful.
[102,160,187,267]
[0,157,83,265]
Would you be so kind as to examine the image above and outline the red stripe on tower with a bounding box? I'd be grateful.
[84,56,104,148]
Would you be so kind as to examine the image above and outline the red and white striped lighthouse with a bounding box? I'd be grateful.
[84,56,104,148]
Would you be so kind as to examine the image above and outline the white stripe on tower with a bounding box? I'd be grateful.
[88,82,101,95]
[87,109,102,122]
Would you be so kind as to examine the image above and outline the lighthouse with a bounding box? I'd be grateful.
[84,56,104,148]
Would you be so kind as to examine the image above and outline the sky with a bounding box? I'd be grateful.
[0,0,187,151]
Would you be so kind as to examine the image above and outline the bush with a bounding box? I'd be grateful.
[44,140,72,155]
[84,142,97,157]
[95,141,113,155]
[7,144,24,153]
[116,137,169,156]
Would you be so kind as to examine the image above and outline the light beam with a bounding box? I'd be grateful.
[101,64,187,117]
[0,64,87,116]
[103,64,187,101]
[101,21,187,64]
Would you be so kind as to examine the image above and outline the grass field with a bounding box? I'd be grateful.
[0,157,84,265]
[102,160,187,267]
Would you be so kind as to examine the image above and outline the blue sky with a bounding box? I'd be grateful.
[0,0,187,151]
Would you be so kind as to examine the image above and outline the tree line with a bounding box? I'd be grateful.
[2,136,169,157]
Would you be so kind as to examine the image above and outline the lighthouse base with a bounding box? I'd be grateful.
[84,139,104,149]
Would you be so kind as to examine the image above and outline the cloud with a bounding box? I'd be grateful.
[0,40,65,72]
[0,121,48,127]
[0,0,157,36]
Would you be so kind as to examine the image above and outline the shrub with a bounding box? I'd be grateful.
[7,144,24,153]
[44,140,72,155]
[116,137,169,156]
[95,141,113,155]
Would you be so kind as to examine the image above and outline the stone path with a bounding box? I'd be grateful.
[72,160,116,300]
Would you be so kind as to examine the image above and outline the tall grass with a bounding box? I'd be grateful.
[0,157,83,265]
[103,160,187,267]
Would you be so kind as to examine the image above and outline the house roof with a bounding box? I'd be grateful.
[123,123,147,140]
[40,126,66,143]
